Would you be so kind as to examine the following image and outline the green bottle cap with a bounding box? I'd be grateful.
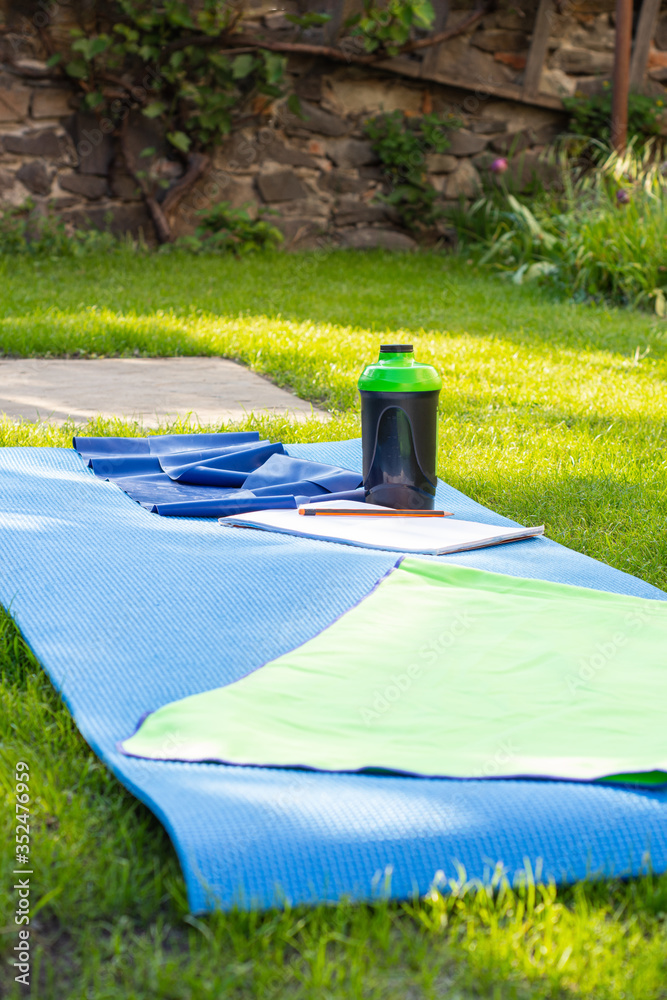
[358,344,442,393]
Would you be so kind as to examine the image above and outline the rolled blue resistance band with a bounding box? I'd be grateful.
[74,433,364,517]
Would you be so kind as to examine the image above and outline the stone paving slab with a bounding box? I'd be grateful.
[0,357,324,427]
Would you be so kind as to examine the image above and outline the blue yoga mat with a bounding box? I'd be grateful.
[1,440,666,914]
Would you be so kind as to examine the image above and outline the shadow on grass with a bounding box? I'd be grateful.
[1,250,665,362]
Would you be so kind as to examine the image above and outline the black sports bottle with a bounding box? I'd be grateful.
[358,344,442,510]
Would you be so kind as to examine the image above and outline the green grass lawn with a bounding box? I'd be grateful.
[1,249,667,999]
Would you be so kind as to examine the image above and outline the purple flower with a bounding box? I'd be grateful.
[616,189,631,205]
[490,157,509,174]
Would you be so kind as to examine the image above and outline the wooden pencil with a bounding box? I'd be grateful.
[299,509,452,517]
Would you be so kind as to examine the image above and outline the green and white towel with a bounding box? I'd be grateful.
[122,559,667,785]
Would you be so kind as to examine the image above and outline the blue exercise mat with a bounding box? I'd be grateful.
[1,440,666,914]
[74,433,365,517]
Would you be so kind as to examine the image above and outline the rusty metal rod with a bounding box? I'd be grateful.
[612,0,633,152]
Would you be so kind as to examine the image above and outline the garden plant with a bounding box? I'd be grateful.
[454,141,667,314]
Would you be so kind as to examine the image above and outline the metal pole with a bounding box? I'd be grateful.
[611,0,633,152]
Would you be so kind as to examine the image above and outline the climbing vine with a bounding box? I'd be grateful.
[348,0,435,57]
[365,110,461,231]
[51,0,289,153]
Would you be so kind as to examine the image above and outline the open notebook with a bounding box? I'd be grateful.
[218,499,544,555]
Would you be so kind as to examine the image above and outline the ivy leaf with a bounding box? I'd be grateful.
[261,50,286,86]
[169,50,184,70]
[232,54,254,80]
[257,82,282,100]
[208,53,231,72]
[84,91,105,109]
[138,44,159,61]
[287,93,304,119]
[114,23,139,42]
[396,5,412,27]
[166,2,195,30]
[199,109,230,130]
[72,36,109,59]
[142,101,167,118]
[46,53,62,67]
[139,146,156,158]
[65,59,89,79]
[414,0,435,29]
[167,130,191,152]
[89,36,110,57]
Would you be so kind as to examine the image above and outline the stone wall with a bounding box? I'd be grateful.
[184,72,563,251]
[1,1,666,248]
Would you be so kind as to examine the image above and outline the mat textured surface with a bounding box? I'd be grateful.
[1,440,666,913]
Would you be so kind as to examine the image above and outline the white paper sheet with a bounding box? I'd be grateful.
[219,500,544,555]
